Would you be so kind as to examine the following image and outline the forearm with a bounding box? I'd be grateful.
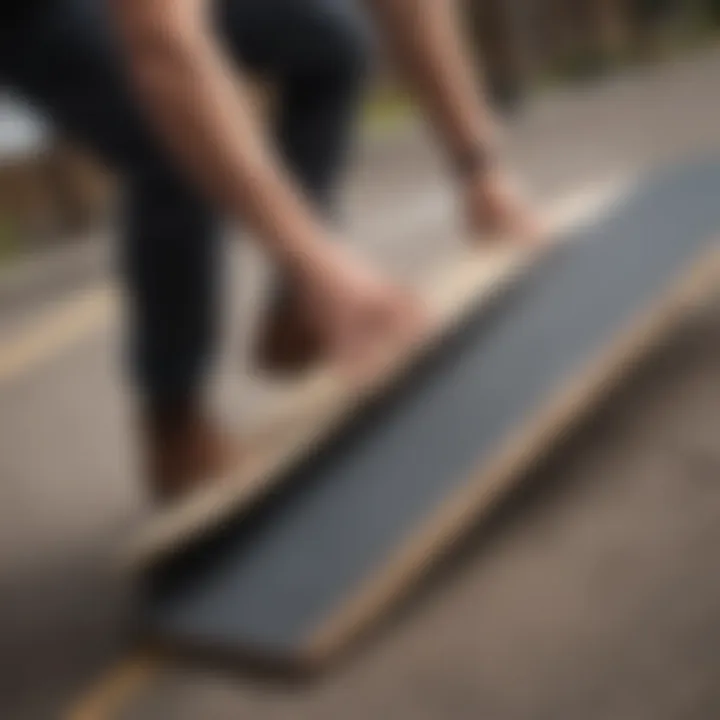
[111,0,331,271]
[365,0,496,169]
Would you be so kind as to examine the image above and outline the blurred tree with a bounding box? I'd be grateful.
[628,0,687,55]
[467,0,529,114]
[711,0,720,23]
[631,0,676,22]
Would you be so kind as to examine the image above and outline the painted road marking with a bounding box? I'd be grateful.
[0,176,631,396]
[56,176,633,719]
[0,284,118,388]
[64,651,161,720]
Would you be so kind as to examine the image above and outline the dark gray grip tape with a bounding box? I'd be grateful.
[144,160,720,663]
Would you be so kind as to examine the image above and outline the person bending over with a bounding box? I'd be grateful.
[0,0,537,500]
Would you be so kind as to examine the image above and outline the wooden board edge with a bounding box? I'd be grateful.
[295,241,720,668]
[121,176,627,571]
[120,245,539,572]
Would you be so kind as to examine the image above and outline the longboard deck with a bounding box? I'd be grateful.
[141,161,720,669]
[124,182,619,570]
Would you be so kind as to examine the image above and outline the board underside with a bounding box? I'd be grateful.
[143,161,720,669]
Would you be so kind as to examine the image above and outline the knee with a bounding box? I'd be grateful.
[323,9,372,84]
[222,0,373,88]
[298,3,374,87]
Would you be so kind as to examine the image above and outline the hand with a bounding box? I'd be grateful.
[290,243,427,377]
[463,167,544,244]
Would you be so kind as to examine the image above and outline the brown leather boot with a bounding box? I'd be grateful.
[254,284,324,377]
[141,401,235,504]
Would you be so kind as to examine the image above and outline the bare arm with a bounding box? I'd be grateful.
[363,0,497,172]
[110,0,424,368]
[111,0,332,272]
[365,0,539,239]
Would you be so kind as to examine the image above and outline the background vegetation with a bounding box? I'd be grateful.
[2,0,720,264]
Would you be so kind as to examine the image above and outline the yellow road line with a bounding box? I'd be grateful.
[14,178,631,716]
[65,651,162,720]
[0,179,629,392]
[0,284,116,387]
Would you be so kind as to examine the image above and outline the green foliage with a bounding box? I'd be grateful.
[362,90,415,133]
[707,0,720,23]
[0,215,20,264]
[556,50,616,82]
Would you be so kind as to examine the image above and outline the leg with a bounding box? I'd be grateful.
[271,0,372,212]
[220,0,372,212]
[1,0,229,499]
[219,0,373,372]
[1,0,219,407]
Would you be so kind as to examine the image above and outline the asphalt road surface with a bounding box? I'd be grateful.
[1,45,720,720]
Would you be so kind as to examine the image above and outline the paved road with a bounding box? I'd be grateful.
[1,46,720,719]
